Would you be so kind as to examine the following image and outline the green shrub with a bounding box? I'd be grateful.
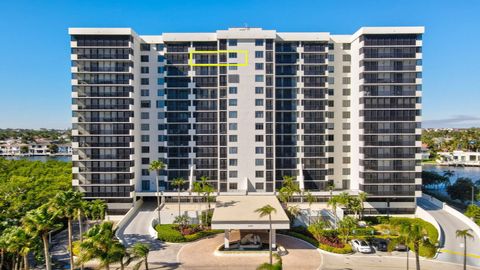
[256,252,282,270]
[465,205,480,226]
[156,224,222,242]
[319,243,353,254]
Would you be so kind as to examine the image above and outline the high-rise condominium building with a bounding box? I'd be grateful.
[70,27,424,214]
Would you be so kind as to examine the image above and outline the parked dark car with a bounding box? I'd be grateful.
[395,243,408,252]
[370,238,388,252]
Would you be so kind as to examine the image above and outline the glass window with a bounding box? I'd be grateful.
[229,52,237,58]
[141,66,149,74]
[141,78,149,85]
[156,44,165,51]
[229,159,238,166]
[255,99,264,106]
[255,87,264,94]
[255,147,264,154]
[229,123,237,130]
[229,99,237,106]
[229,147,238,154]
[255,75,264,82]
[255,39,264,46]
[229,135,237,142]
[229,87,237,94]
[158,66,165,73]
[255,111,264,118]
[140,44,151,51]
[141,124,150,131]
[255,159,264,166]
[157,89,165,96]
[157,55,165,62]
[229,111,237,118]
[141,112,149,119]
[141,135,150,142]
[255,51,264,58]
[157,78,165,85]
[255,63,264,70]
[141,89,149,96]
[156,100,165,108]
[228,39,237,46]
[141,55,149,62]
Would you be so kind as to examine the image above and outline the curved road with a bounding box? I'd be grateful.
[116,201,185,269]
[418,197,480,267]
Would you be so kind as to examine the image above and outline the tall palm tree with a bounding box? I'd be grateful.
[129,243,150,270]
[255,204,277,266]
[305,191,316,225]
[456,229,474,270]
[51,190,83,270]
[5,226,36,270]
[338,216,356,243]
[401,223,428,270]
[23,205,62,270]
[149,160,166,225]
[358,192,367,220]
[192,180,204,225]
[278,175,300,209]
[327,196,340,228]
[75,222,126,270]
[172,178,186,217]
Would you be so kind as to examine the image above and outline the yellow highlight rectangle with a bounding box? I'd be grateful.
[189,50,248,67]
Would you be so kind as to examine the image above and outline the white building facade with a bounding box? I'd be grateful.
[69,27,424,214]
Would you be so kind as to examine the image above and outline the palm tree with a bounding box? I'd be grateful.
[172,178,186,217]
[255,204,277,266]
[278,175,300,209]
[305,191,316,225]
[2,226,36,270]
[456,229,474,270]
[87,199,107,223]
[75,222,126,270]
[149,160,166,225]
[358,192,367,220]
[327,196,339,228]
[50,190,83,270]
[129,243,150,270]
[338,216,356,243]
[23,205,62,270]
[192,180,204,225]
[327,182,335,201]
[401,223,428,270]
[194,176,215,226]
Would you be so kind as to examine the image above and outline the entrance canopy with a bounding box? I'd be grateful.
[211,195,290,230]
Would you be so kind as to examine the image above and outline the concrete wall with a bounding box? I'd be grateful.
[415,205,442,244]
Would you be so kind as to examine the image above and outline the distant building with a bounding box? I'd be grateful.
[437,150,480,166]
[421,143,431,160]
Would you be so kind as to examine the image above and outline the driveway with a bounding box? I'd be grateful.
[177,231,322,270]
[116,201,185,269]
[418,197,480,267]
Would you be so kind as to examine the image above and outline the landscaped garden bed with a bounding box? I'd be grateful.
[280,215,438,256]
[156,223,223,242]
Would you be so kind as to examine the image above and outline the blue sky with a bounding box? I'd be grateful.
[0,0,479,129]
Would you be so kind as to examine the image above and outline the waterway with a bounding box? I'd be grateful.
[423,164,480,184]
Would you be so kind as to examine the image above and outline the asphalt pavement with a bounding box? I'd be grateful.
[418,197,480,267]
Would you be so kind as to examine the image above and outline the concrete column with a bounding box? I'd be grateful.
[224,230,230,249]
[272,229,276,249]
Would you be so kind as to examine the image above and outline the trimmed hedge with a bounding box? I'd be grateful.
[156,224,222,242]
[319,243,353,254]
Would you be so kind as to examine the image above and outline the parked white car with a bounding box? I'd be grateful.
[351,239,373,253]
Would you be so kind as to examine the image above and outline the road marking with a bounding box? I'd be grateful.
[439,249,480,259]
